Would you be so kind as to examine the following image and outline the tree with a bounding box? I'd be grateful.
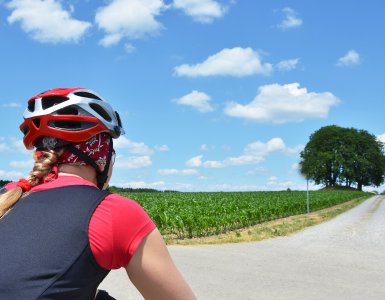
[299,125,385,190]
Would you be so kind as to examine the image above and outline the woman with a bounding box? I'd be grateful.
[0,88,196,300]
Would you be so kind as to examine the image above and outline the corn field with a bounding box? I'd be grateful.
[121,190,368,239]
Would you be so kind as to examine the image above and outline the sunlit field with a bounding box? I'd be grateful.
[120,190,368,239]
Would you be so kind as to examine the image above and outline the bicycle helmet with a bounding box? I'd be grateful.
[19,87,125,189]
[20,87,124,150]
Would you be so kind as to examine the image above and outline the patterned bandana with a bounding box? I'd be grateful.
[59,133,112,167]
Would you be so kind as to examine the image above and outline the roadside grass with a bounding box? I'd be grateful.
[165,196,369,245]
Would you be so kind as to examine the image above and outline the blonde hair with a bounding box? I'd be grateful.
[0,150,60,218]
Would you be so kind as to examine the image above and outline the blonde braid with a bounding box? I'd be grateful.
[0,150,60,218]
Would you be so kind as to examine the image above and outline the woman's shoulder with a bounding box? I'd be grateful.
[89,192,156,269]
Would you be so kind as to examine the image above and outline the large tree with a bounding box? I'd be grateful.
[299,125,385,190]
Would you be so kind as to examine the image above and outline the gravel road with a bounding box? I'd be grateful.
[99,195,385,299]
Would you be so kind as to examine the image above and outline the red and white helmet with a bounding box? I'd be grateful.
[20,87,125,149]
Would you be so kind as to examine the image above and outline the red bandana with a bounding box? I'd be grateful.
[59,133,112,167]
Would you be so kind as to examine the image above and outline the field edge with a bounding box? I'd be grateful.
[165,195,370,245]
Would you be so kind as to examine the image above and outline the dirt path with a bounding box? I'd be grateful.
[99,195,385,299]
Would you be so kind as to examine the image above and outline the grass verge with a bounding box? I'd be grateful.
[165,196,369,245]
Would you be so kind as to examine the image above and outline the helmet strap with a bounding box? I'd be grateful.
[65,138,114,190]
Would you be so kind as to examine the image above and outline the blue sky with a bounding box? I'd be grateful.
[0,0,384,192]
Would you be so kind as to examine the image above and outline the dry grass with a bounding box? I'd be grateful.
[165,197,368,245]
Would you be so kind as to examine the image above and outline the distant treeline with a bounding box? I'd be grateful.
[0,180,11,188]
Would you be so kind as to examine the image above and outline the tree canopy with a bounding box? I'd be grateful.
[299,125,385,190]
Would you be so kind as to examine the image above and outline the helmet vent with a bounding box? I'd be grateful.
[56,106,79,115]
[28,100,35,112]
[74,92,102,100]
[42,96,69,110]
[89,103,112,122]
[49,120,96,130]
[32,118,41,128]
[21,125,30,135]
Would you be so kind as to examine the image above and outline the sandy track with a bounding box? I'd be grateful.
[99,195,385,299]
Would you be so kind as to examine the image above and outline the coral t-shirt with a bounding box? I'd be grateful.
[5,176,156,270]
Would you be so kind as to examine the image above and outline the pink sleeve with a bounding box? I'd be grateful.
[89,193,156,270]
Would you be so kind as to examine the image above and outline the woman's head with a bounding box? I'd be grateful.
[19,87,124,189]
[0,87,123,218]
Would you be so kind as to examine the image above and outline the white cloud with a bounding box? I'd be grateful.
[277,7,303,30]
[224,83,340,124]
[266,179,295,190]
[10,138,29,154]
[337,50,360,67]
[291,163,300,170]
[186,155,203,167]
[155,144,169,152]
[114,136,153,155]
[203,138,286,168]
[200,144,208,151]
[203,160,225,168]
[1,102,21,108]
[174,47,273,77]
[9,159,34,169]
[95,0,164,47]
[114,155,152,169]
[286,144,305,155]
[205,183,260,192]
[276,58,299,71]
[268,176,278,181]
[7,0,91,43]
[124,43,136,53]
[377,134,385,144]
[172,0,227,23]
[113,180,166,189]
[174,90,214,112]
[0,143,10,152]
[0,170,25,180]
[158,168,199,175]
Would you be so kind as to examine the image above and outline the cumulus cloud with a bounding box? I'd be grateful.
[113,180,166,189]
[114,155,152,169]
[124,43,136,53]
[155,144,169,152]
[224,83,340,124]
[172,0,227,23]
[95,0,164,47]
[377,133,385,144]
[266,179,295,190]
[158,168,199,175]
[286,144,305,155]
[203,138,286,168]
[174,90,214,112]
[337,49,360,67]
[186,155,203,167]
[10,138,30,154]
[276,58,299,71]
[114,136,153,155]
[0,170,25,180]
[205,183,260,192]
[174,47,273,77]
[9,159,34,168]
[7,0,91,43]
[203,160,225,168]
[1,102,21,108]
[277,7,303,30]
[0,143,10,152]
